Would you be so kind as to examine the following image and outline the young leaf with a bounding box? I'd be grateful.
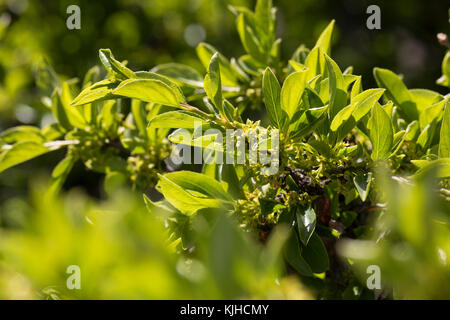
[439,99,450,158]
[304,47,322,81]
[131,99,147,138]
[60,82,87,129]
[330,89,385,131]
[168,129,222,151]
[0,141,54,173]
[49,154,76,194]
[437,51,450,87]
[290,106,328,139]
[148,111,208,129]
[70,79,118,106]
[204,53,224,116]
[281,69,308,120]
[163,171,233,201]
[314,20,335,55]
[254,0,275,54]
[368,103,393,161]
[419,99,446,131]
[156,173,231,215]
[390,130,407,157]
[351,76,363,99]
[151,63,203,88]
[221,164,245,199]
[324,54,347,119]
[353,172,372,202]
[409,89,443,113]
[134,71,185,102]
[262,67,286,129]
[373,68,418,121]
[52,90,72,131]
[0,126,44,144]
[296,206,316,246]
[113,79,183,107]
[99,49,135,80]
[301,232,329,273]
[236,13,266,63]
[196,43,239,86]
[284,232,313,277]
[157,176,219,215]
[417,120,437,152]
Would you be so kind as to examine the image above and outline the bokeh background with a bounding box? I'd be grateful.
[0,0,449,213]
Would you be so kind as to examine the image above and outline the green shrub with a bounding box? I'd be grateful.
[0,0,449,299]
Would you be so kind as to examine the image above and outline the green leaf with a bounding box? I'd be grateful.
[254,0,275,55]
[148,111,208,129]
[419,98,446,131]
[351,76,363,99]
[390,130,407,157]
[373,68,418,121]
[405,120,420,141]
[164,171,232,201]
[437,51,450,87]
[351,89,386,121]
[0,141,54,173]
[409,89,443,114]
[288,60,305,72]
[368,103,393,161]
[236,13,266,63]
[59,82,87,129]
[49,154,76,194]
[439,99,450,158]
[330,89,385,133]
[204,53,224,116]
[134,71,185,103]
[82,65,101,88]
[70,79,118,106]
[301,232,329,273]
[284,232,313,276]
[98,48,135,80]
[156,173,231,215]
[290,106,328,139]
[313,20,335,55]
[221,164,245,199]
[330,103,357,132]
[52,89,72,131]
[41,123,64,141]
[262,67,286,129]
[99,100,118,132]
[113,79,183,107]
[417,120,438,152]
[151,63,203,88]
[281,69,308,119]
[353,172,372,201]
[131,99,147,138]
[412,158,450,179]
[0,126,44,144]
[324,54,347,119]
[296,206,316,246]
[304,47,323,81]
[196,43,239,86]
[168,129,222,151]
